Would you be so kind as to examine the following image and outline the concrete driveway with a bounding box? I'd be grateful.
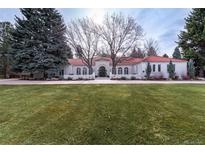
[0,78,205,85]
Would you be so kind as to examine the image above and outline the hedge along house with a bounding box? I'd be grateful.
[63,56,187,80]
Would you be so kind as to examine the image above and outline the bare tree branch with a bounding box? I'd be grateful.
[144,38,159,56]
[98,13,143,73]
[67,17,100,74]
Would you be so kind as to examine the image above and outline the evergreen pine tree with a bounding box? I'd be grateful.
[130,47,145,58]
[177,8,205,76]
[162,54,169,58]
[167,61,175,79]
[0,22,13,78]
[11,9,72,79]
[147,47,158,56]
[144,38,159,56]
[146,62,151,79]
[188,59,195,79]
[172,47,181,59]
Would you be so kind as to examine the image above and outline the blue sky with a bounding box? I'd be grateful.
[0,8,191,56]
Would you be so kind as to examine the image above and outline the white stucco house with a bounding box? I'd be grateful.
[62,56,187,80]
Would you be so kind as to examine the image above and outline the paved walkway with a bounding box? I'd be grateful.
[0,78,205,85]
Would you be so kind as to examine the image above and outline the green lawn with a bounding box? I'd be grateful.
[0,84,205,144]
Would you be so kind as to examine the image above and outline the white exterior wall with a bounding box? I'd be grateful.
[64,65,73,75]
[141,62,187,79]
[63,60,187,80]
[116,65,132,74]
[135,63,146,79]
[173,62,187,78]
[110,64,146,79]
[63,65,95,80]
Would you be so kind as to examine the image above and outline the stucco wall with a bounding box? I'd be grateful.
[64,60,187,79]
[141,62,187,79]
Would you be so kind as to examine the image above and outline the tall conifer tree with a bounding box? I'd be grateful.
[172,47,181,59]
[178,9,205,76]
[11,8,72,78]
[0,22,13,78]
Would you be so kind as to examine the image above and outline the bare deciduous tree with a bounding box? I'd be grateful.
[99,13,143,74]
[144,38,159,56]
[67,18,100,74]
[130,47,145,58]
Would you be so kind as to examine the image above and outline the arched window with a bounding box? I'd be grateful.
[76,68,81,75]
[83,67,87,75]
[112,68,116,74]
[124,67,128,74]
[118,67,122,74]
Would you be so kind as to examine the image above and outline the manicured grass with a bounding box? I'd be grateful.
[0,84,205,144]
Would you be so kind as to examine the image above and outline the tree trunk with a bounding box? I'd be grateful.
[111,57,117,75]
[112,65,116,75]
[3,63,9,79]
[43,70,47,80]
[88,66,93,75]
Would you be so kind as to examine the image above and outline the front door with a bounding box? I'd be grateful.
[98,66,107,77]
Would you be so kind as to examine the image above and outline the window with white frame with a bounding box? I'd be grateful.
[124,67,128,74]
[153,64,156,72]
[76,68,81,75]
[118,67,122,74]
[83,67,87,75]
[158,64,161,72]
[59,70,64,76]
[112,68,116,74]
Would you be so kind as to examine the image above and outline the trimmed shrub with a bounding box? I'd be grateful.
[146,62,152,79]
[67,77,73,80]
[167,61,175,79]
[188,59,195,79]
[131,76,136,80]
[152,75,166,80]
[173,76,179,80]
[182,75,190,80]
[120,77,127,80]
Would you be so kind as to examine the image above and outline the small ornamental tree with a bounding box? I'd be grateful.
[188,59,195,79]
[146,62,152,79]
[167,61,175,79]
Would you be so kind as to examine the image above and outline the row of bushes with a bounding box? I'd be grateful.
[67,77,94,80]
[111,76,140,80]
[111,75,194,81]
[67,75,195,81]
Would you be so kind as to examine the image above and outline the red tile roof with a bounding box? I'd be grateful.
[68,56,187,66]
[118,57,143,65]
[68,57,112,66]
[94,56,111,62]
[143,56,187,62]
[68,58,85,66]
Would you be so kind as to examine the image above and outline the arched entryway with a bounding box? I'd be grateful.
[98,66,107,77]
